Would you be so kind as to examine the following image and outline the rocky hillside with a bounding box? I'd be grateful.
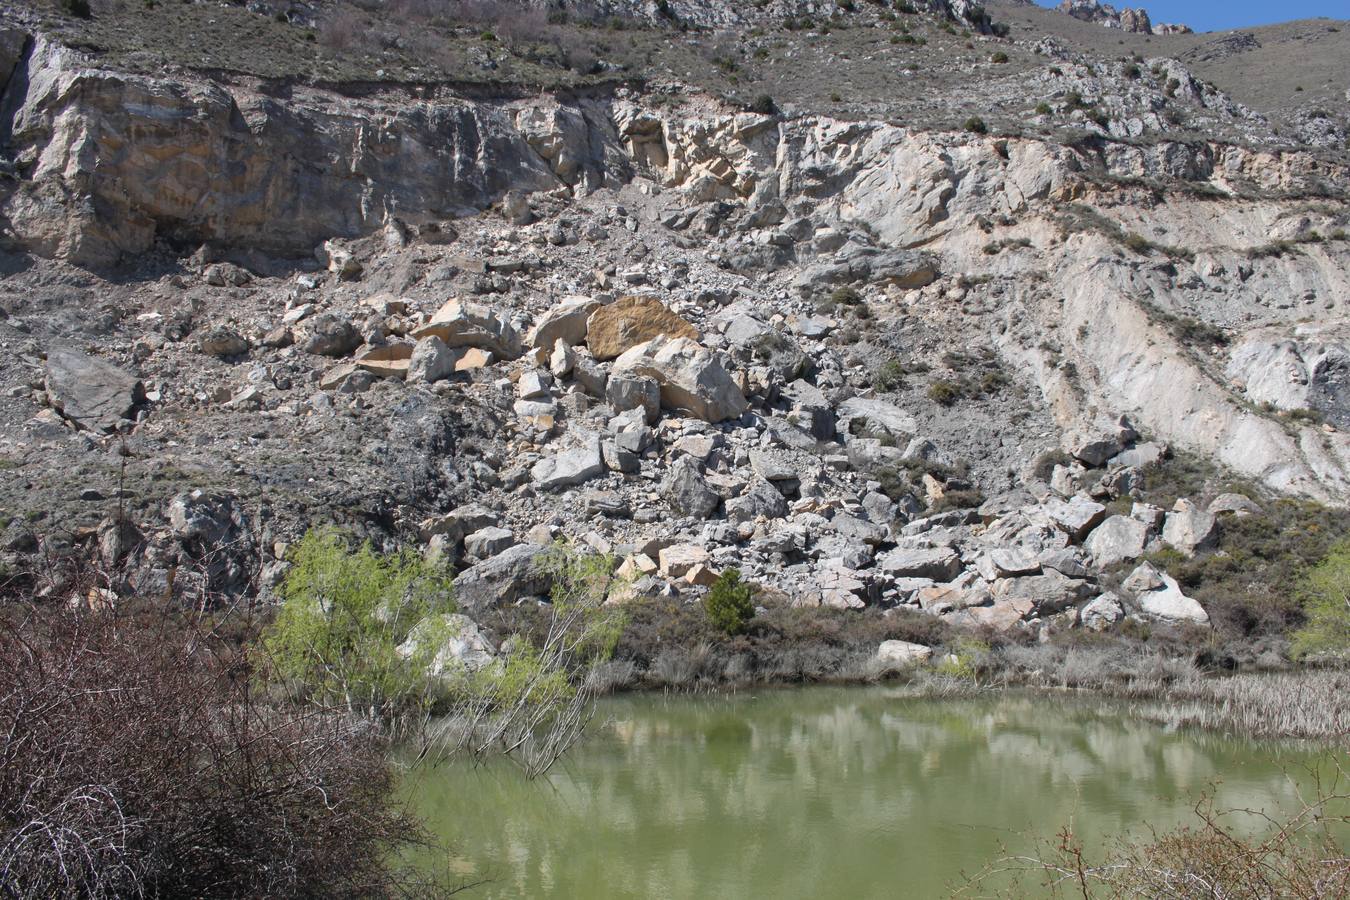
[1,0,1348,648]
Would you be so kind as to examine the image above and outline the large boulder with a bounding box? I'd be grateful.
[414,300,522,359]
[836,397,918,444]
[876,640,933,666]
[606,373,661,424]
[662,456,720,518]
[529,296,601,350]
[876,547,962,581]
[724,477,788,523]
[1062,416,1136,467]
[198,325,249,359]
[407,336,459,384]
[1208,493,1262,519]
[531,437,605,491]
[44,348,144,433]
[1122,562,1209,625]
[300,314,361,357]
[991,570,1091,615]
[1044,496,1107,541]
[1161,499,1217,556]
[974,547,1041,581]
[1080,592,1124,631]
[419,504,498,545]
[613,336,748,422]
[1086,515,1149,568]
[355,343,414,379]
[587,296,699,360]
[452,543,553,614]
[658,544,710,578]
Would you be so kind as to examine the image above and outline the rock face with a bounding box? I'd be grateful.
[6,0,1350,671]
[44,348,144,432]
[1058,0,1162,34]
[613,336,747,422]
[1226,339,1350,431]
[452,543,553,614]
[0,34,576,265]
[586,296,699,360]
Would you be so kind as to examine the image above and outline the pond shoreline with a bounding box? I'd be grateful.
[592,666,1350,744]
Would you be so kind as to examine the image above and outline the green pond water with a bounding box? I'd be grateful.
[402,686,1340,898]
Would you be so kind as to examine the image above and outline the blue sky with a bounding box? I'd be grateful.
[1035,1,1347,32]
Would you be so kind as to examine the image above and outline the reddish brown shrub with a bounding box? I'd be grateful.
[0,604,433,899]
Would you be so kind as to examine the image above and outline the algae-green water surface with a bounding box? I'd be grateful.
[403,687,1339,898]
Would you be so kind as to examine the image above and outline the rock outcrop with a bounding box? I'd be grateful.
[613,336,747,422]
[44,348,143,433]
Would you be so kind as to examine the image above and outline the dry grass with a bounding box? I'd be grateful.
[1134,670,1350,743]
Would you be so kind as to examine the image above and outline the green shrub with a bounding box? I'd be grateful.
[1034,101,1052,115]
[873,357,907,392]
[749,93,776,114]
[937,638,990,681]
[990,51,1008,64]
[1123,231,1154,254]
[705,569,756,636]
[963,116,988,134]
[263,528,453,721]
[979,369,1010,394]
[1292,542,1350,658]
[1031,449,1073,481]
[819,285,864,313]
[60,0,91,17]
[928,379,962,405]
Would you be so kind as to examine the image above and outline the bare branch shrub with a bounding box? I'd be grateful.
[422,542,624,777]
[0,603,438,898]
[961,763,1350,898]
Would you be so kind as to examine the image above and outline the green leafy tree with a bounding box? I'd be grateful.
[705,569,755,636]
[263,528,454,721]
[1292,541,1350,658]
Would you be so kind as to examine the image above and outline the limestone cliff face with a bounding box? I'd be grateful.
[3,28,1343,263]
[0,33,608,264]
[3,25,1349,501]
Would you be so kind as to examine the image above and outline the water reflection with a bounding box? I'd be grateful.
[404,687,1334,898]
